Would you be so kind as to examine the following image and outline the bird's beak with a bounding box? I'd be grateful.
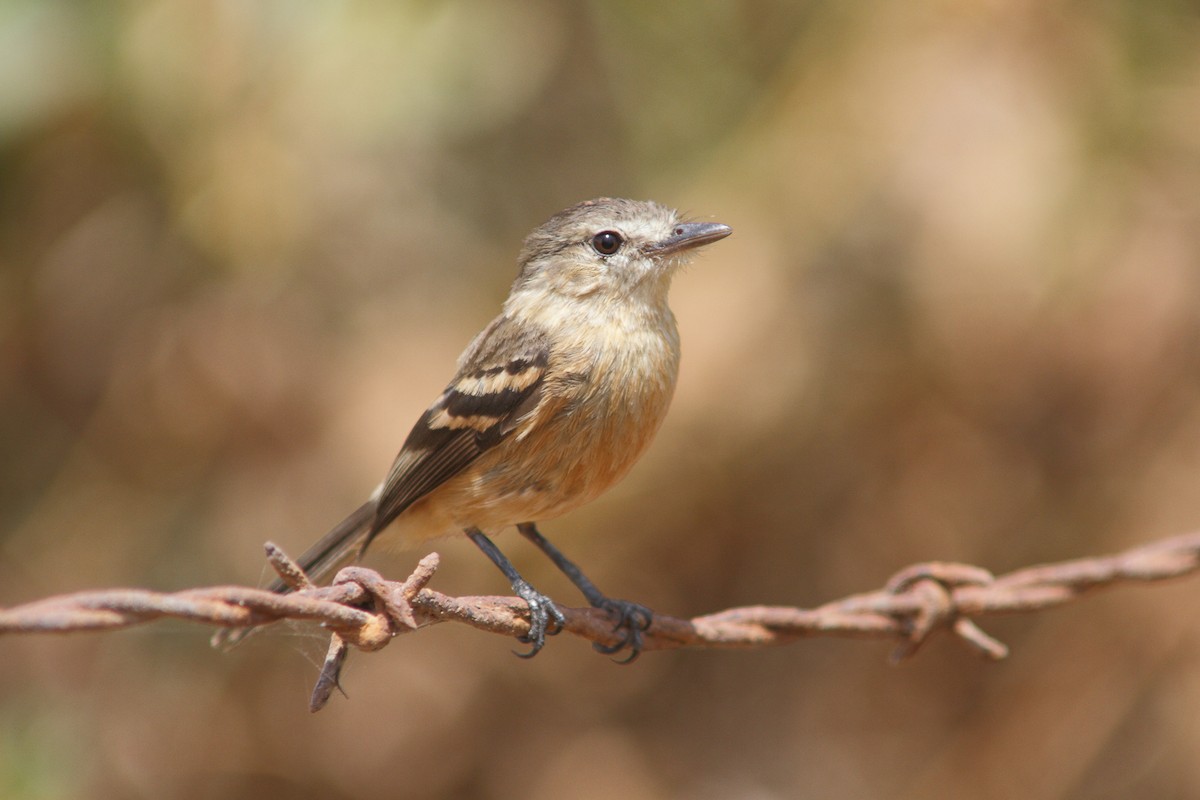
[649,222,732,256]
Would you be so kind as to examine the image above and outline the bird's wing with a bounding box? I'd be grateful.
[365,320,551,547]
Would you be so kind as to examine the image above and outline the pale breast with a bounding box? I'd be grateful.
[424,317,680,533]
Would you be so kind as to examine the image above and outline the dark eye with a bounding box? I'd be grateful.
[591,230,623,256]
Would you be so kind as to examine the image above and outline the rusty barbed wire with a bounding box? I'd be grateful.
[2,532,1199,711]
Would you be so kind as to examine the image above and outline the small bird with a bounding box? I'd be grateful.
[219,198,731,657]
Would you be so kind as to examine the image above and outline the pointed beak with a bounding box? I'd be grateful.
[648,221,732,257]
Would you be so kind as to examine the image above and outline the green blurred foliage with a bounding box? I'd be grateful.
[3,1,1200,798]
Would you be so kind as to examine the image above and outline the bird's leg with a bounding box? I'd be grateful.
[466,527,564,657]
[517,522,652,662]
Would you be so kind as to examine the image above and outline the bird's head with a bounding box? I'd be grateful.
[509,198,731,306]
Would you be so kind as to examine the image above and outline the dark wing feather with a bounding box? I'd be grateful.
[364,324,550,549]
[213,320,550,648]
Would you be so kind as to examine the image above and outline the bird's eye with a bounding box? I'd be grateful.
[591,230,623,256]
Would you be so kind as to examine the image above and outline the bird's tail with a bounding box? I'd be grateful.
[211,500,376,650]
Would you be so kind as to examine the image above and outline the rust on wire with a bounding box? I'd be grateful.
[2,532,1200,711]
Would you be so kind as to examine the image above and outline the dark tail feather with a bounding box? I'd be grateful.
[212,500,376,650]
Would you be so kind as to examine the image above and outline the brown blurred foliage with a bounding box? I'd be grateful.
[3,2,1200,798]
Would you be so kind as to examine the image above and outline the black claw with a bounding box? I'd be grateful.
[513,523,654,663]
[512,581,565,658]
[591,598,653,663]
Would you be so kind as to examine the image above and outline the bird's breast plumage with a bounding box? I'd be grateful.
[401,302,680,538]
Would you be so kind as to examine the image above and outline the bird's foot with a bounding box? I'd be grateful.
[512,580,565,658]
[591,597,653,663]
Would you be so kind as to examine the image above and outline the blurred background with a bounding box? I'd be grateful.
[3,1,1200,798]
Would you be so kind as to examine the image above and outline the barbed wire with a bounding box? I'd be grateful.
[3,532,1199,711]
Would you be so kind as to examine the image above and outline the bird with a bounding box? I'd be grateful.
[217,197,731,658]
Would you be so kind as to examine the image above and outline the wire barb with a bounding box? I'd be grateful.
[2,532,1200,710]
